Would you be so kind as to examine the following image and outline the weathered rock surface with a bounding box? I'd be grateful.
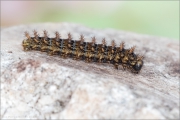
[1,23,179,119]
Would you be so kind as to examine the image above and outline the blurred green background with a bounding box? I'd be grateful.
[1,1,179,40]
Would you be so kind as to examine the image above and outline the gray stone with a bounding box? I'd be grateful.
[1,23,179,119]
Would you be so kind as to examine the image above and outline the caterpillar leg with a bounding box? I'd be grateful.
[122,64,128,70]
[48,51,54,56]
[113,63,119,69]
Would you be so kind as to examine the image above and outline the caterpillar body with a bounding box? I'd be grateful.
[22,30,144,73]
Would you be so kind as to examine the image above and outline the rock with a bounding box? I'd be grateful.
[1,23,179,119]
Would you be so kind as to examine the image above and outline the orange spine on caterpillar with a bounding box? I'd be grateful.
[22,30,144,73]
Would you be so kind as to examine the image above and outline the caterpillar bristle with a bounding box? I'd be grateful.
[55,31,60,39]
[24,31,30,39]
[102,38,106,45]
[129,46,136,54]
[43,30,48,38]
[138,55,144,60]
[111,40,116,47]
[119,42,125,51]
[33,30,39,38]
[22,30,144,73]
[80,34,84,42]
[67,32,72,40]
[92,36,96,44]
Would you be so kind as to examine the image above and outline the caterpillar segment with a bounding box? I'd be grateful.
[22,31,144,73]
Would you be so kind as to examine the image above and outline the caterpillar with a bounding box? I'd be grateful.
[22,30,144,73]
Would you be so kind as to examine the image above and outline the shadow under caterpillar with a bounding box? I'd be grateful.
[22,30,144,73]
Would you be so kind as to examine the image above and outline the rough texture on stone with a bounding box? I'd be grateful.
[1,23,179,119]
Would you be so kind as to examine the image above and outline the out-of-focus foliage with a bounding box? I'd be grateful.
[1,1,179,40]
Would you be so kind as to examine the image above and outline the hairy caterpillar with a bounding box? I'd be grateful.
[22,30,143,73]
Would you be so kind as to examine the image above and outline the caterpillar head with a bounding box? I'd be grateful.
[127,47,143,73]
[132,56,144,73]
